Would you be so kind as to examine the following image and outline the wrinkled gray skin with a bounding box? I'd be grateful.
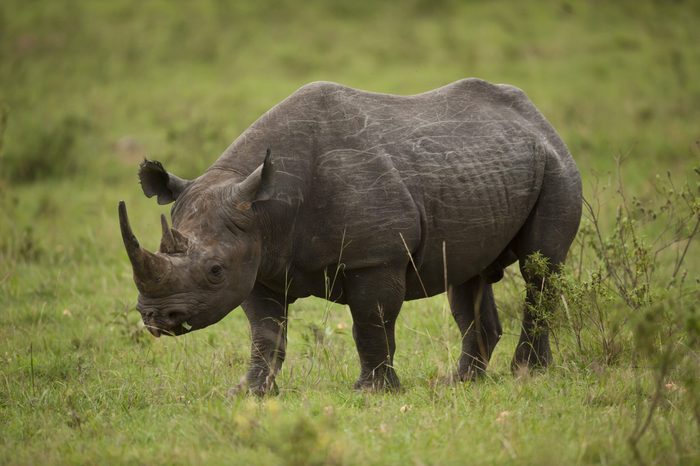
[119,79,582,395]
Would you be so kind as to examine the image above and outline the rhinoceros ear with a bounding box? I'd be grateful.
[138,159,192,205]
[234,148,275,208]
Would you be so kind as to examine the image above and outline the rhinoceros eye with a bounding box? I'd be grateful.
[206,262,225,284]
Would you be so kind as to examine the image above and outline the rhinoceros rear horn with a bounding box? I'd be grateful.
[118,201,170,284]
[159,214,189,254]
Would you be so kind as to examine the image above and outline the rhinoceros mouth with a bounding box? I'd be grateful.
[144,322,192,338]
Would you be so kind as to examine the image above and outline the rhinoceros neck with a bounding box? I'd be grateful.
[206,86,326,281]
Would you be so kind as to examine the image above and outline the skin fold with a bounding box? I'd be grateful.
[120,78,582,395]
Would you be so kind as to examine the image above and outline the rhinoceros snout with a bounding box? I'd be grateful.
[140,309,190,337]
[137,298,192,336]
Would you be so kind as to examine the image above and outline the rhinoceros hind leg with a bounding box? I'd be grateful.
[448,276,502,381]
[344,264,406,391]
[511,162,582,372]
[511,256,559,372]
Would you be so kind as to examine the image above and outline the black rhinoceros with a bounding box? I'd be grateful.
[119,79,582,394]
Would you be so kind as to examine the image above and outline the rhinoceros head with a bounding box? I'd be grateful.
[119,151,274,337]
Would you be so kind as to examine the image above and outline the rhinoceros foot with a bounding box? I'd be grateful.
[228,374,279,398]
[511,333,553,375]
[353,366,401,392]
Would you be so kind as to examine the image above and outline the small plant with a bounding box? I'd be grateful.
[263,410,343,466]
[111,303,150,345]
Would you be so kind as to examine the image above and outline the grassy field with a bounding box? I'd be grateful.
[1,1,699,464]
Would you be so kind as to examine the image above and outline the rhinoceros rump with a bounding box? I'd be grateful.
[119,79,582,394]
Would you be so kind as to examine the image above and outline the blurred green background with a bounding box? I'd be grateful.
[1,1,699,465]
[2,0,698,185]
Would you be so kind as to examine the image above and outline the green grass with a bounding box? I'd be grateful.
[1,1,699,464]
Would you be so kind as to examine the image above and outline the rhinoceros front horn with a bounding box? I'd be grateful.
[118,201,170,284]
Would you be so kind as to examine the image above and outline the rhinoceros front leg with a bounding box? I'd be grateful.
[448,276,502,381]
[344,265,405,391]
[235,284,292,396]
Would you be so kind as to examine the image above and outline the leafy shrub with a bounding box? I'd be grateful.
[230,400,345,466]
